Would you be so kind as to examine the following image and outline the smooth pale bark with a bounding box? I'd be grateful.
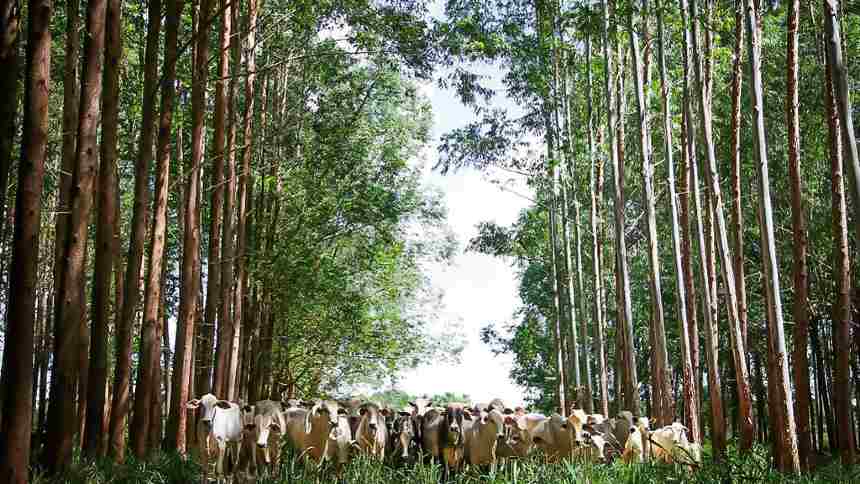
[744,0,800,471]
[166,0,196,454]
[84,0,122,459]
[0,2,51,480]
[108,0,161,462]
[784,0,811,470]
[214,0,238,398]
[628,0,670,426]
[687,0,754,450]
[585,34,609,417]
[823,0,860,247]
[45,0,107,471]
[130,0,183,457]
[824,37,857,466]
[679,0,724,453]
[603,0,638,415]
[561,182,581,397]
[656,0,699,443]
[199,0,230,398]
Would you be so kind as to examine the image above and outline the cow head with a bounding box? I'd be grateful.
[392,411,415,460]
[567,408,589,447]
[186,393,228,432]
[503,414,530,457]
[480,408,506,443]
[304,400,342,435]
[241,404,256,431]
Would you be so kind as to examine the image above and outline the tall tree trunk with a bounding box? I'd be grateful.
[0,0,19,237]
[108,0,160,462]
[823,0,860,247]
[585,34,609,418]
[824,37,857,465]
[0,2,52,480]
[727,0,749,357]
[52,0,79,343]
[130,0,182,456]
[785,0,811,470]
[687,0,754,450]
[744,0,800,471]
[680,0,724,452]
[199,0,230,399]
[166,0,197,454]
[230,0,258,401]
[603,0,638,415]
[657,0,699,443]
[628,0,670,427]
[84,0,122,458]
[45,0,107,471]
[214,0,237,398]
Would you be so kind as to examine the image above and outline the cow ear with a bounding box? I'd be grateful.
[408,401,417,408]
[301,400,315,409]
[504,415,516,425]
[185,399,201,409]
[280,401,288,412]
[398,411,411,417]
[337,408,347,415]
[380,408,391,417]
[242,405,253,413]
[215,400,232,409]
[503,408,514,415]
[359,407,367,416]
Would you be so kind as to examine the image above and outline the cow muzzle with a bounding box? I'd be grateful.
[257,442,268,449]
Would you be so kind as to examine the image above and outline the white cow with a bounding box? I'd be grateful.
[186,394,245,480]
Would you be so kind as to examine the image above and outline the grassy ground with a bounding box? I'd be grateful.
[34,444,860,483]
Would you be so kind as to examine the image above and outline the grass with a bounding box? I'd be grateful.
[33,443,860,483]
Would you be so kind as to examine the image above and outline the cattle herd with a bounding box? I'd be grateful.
[185,393,703,481]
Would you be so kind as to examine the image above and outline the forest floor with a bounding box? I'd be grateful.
[31,444,860,484]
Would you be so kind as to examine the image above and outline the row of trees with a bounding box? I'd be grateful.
[439,0,859,473]
[0,0,456,481]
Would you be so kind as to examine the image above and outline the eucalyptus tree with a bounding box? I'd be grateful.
[109,0,162,462]
[0,0,53,479]
[823,8,857,464]
[45,0,107,471]
[743,0,799,471]
[687,0,753,450]
[786,0,811,469]
[656,0,698,443]
[131,0,184,458]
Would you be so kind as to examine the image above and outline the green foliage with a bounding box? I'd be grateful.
[47,445,860,483]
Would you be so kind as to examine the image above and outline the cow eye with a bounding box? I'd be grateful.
[270,424,281,432]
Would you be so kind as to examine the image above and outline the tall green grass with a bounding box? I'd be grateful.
[33,444,859,483]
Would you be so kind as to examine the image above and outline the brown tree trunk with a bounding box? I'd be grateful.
[166,0,199,452]
[0,0,19,236]
[230,0,258,402]
[199,0,230,399]
[824,38,857,465]
[785,0,811,470]
[108,0,160,463]
[214,0,237,398]
[130,0,182,457]
[84,0,122,459]
[0,2,52,480]
[45,0,107,471]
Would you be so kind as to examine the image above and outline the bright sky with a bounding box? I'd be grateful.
[396,2,536,407]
